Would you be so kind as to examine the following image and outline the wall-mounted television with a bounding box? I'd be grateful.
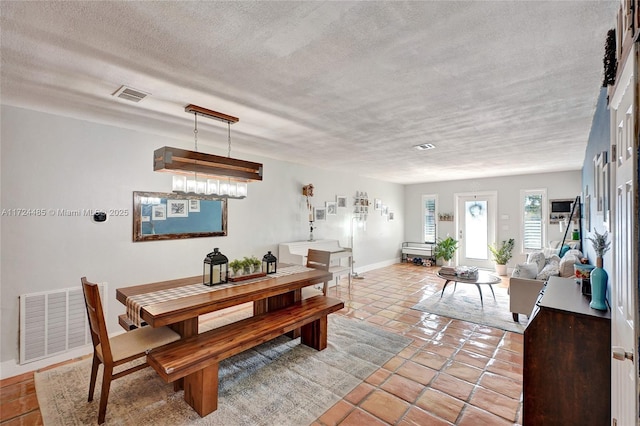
[549,198,577,223]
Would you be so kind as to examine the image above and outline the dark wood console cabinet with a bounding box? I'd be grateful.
[523,276,611,425]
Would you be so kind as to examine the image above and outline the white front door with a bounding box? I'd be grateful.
[610,44,638,426]
[455,192,497,269]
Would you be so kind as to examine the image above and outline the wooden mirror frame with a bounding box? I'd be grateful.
[133,191,228,242]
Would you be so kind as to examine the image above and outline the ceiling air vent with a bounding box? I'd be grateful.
[414,143,436,151]
[112,85,149,103]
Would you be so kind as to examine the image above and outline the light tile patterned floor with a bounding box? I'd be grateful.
[0,263,523,426]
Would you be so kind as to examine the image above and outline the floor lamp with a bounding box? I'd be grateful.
[350,216,365,279]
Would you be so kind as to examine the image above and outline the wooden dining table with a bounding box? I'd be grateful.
[115,265,337,416]
[115,265,333,338]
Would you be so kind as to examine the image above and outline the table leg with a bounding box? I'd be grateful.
[488,284,496,301]
[169,317,199,338]
[441,280,453,298]
[168,317,199,391]
[184,362,219,416]
[474,283,484,307]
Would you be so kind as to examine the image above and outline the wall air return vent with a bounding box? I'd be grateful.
[112,85,149,103]
[19,284,106,364]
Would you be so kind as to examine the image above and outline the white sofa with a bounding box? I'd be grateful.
[509,246,584,321]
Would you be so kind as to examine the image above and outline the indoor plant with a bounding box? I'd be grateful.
[586,228,610,311]
[587,228,611,262]
[250,256,262,273]
[229,259,243,276]
[433,236,458,266]
[241,257,253,275]
[488,238,515,276]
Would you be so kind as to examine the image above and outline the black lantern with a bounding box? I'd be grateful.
[203,248,228,286]
[262,251,277,274]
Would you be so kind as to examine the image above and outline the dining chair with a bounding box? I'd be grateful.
[303,249,332,298]
[81,277,181,424]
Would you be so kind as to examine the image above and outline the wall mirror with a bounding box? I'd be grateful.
[133,191,227,242]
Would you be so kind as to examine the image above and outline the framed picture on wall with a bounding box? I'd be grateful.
[603,161,610,231]
[336,195,347,208]
[152,204,166,220]
[167,199,189,218]
[593,152,607,213]
[189,199,200,212]
[314,207,326,221]
[326,201,337,215]
[584,194,591,231]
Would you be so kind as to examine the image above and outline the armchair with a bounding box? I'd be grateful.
[509,277,545,322]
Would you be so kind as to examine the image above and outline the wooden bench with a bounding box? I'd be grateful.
[401,241,435,263]
[146,295,344,417]
[118,314,147,330]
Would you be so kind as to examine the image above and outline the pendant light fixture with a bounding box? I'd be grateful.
[154,104,262,199]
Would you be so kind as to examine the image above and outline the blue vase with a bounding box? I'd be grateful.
[590,263,608,311]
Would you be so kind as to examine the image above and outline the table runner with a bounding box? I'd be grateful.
[125,265,313,327]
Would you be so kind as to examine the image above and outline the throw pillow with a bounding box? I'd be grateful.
[559,245,571,258]
[559,253,580,277]
[512,263,538,279]
[526,251,546,273]
[537,261,560,280]
[546,254,561,265]
[565,248,584,259]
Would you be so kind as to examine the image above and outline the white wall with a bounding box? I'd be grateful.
[404,171,582,265]
[0,106,404,373]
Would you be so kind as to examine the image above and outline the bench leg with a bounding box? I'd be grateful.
[301,316,328,350]
[184,363,219,417]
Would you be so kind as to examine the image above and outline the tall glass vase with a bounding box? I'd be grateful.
[590,257,608,311]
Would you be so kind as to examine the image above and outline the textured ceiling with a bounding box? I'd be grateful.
[0,1,618,184]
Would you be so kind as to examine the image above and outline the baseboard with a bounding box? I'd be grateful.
[356,258,400,274]
[1,345,92,380]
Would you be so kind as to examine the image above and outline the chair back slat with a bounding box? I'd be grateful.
[81,277,113,363]
[306,249,331,271]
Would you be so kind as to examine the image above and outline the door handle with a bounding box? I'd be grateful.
[612,346,634,363]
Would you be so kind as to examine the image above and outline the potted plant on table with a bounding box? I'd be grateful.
[488,238,515,276]
[229,259,243,277]
[434,236,458,266]
[249,256,262,273]
[241,257,253,275]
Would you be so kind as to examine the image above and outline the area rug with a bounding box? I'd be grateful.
[412,283,527,334]
[35,315,412,425]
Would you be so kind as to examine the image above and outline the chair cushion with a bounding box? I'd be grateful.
[105,326,181,362]
[512,263,539,279]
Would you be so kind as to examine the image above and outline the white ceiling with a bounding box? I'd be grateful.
[0,1,618,184]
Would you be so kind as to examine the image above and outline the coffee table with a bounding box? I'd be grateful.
[437,269,501,306]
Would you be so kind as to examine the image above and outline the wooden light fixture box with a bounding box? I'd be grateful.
[154,104,263,181]
[154,146,263,182]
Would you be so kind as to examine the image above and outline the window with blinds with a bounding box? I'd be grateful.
[422,195,437,243]
[522,189,546,251]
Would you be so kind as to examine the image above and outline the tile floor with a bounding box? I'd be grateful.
[0,263,523,425]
